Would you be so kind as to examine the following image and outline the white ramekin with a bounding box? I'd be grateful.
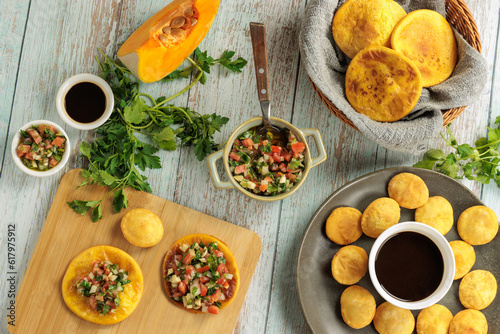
[368,222,455,310]
[11,120,70,177]
[56,73,114,130]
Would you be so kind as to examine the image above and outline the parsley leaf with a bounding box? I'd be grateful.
[414,116,500,188]
[68,48,247,221]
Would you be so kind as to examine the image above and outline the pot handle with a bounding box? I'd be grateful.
[206,149,234,189]
[301,128,327,168]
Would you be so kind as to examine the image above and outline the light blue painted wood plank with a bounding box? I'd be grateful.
[0,1,124,330]
[0,0,30,172]
[264,63,382,333]
[172,1,309,331]
[481,8,500,213]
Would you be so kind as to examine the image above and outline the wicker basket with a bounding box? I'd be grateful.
[310,0,482,131]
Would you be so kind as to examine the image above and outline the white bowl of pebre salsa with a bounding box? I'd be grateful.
[207,117,327,201]
[11,120,70,177]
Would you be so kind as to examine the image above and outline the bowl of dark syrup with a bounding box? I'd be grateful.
[368,222,455,310]
[56,73,114,130]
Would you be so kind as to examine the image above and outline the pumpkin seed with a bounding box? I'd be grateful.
[171,16,186,29]
[158,33,168,42]
[184,7,194,18]
[162,26,171,35]
[170,28,184,36]
[191,19,198,27]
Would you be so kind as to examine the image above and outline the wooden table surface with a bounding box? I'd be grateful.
[1,0,499,333]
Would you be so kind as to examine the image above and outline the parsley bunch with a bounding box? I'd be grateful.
[68,48,246,222]
[414,116,500,187]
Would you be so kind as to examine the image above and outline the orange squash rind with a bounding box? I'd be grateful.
[332,0,406,59]
[345,45,422,122]
[162,233,240,313]
[391,9,457,87]
[61,245,143,325]
[118,0,220,83]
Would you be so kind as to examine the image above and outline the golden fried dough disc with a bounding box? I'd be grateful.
[121,208,164,247]
[373,302,415,334]
[388,172,429,209]
[449,309,488,334]
[391,9,457,87]
[326,207,363,245]
[457,205,499,245]
[332,0,406,59]
[331,245,368,285]
[449,240,476,280]
[415,196,454,235]
[340,285,376,329]
[62,245,143,325]
[459,270,497,310]
[416,304,453,334]
[345,46,422,122]
[361,197,400,238]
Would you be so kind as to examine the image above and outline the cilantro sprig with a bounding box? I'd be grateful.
[163,49,247,84]
[414,116,500,187]
[67,48,246,222]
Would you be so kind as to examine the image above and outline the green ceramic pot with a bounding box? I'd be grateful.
[207,117,327,201]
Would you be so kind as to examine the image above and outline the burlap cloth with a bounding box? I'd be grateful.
[299,0,488,154]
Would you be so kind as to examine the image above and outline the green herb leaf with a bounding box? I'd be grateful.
[113,189,128,213]
[80,141,92,158]
[91,204,103,222]
[67,200,93,215]
[415,120,500,188]
[124,98,148,124]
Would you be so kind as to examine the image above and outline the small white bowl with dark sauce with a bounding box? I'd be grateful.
[368,222,455,310]
[56,73,114,130]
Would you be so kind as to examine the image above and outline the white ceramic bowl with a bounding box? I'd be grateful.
[368,222,455,310]
[11,120,70,177]
[56,73,114,130]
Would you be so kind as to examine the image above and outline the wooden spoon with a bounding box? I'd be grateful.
[249,22,286,146]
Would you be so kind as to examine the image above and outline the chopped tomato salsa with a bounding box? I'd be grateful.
[165,241,236,314]
[74,260,131,315]
[228,127,306,196]
[16,124,66,171]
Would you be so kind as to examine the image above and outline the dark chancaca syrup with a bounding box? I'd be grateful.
[64,82,106,123]
[375,231,444,302]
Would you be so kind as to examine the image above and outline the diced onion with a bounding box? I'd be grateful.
[224,273,234,280]
[170,275,181,284]
[89,285,98,294]
[88,273,94,280]
[179,244,189,253]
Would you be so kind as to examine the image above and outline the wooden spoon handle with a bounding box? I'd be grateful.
[250,22,270,102]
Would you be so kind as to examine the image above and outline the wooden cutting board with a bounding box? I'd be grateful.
[8,169,262,334]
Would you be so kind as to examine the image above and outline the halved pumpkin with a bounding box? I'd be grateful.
[162,234,240,313]
[117,0,220,83]
[61,245,144,325]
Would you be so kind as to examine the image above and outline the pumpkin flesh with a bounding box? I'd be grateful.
[118,0,220,83]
